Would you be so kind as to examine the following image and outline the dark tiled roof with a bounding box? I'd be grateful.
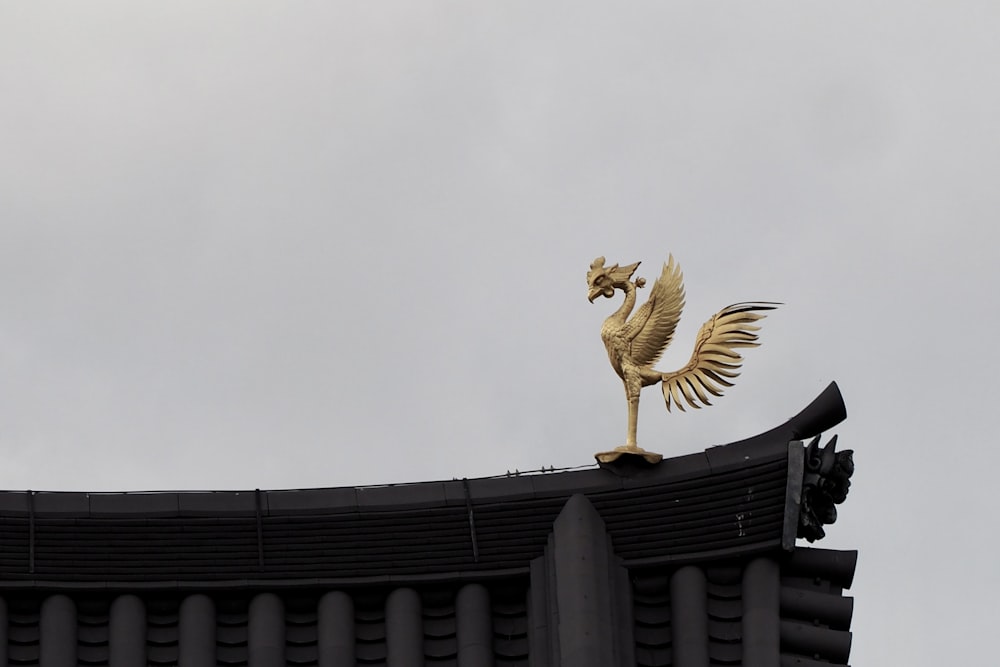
[0,442,793,585]
[0,382,856,666]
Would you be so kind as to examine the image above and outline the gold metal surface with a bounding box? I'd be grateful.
[587,255,776,464]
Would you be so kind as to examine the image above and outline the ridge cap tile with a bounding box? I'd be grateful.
[527,469,618,497]
[89,492,180,517]
[704,434,789,472]
[442,480,468,505]
[465,475,535,501]
[30,492,90,516]
[355,482,449,509]
[619,451,712,489]
[0,491,30,514]
[264,487,359,515]
[178,491,257,516]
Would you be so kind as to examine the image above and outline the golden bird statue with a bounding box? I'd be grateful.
[587,255,777,464]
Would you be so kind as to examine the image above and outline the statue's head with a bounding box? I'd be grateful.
[587,257,641,302]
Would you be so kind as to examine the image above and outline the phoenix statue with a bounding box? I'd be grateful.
[587,255,776,463]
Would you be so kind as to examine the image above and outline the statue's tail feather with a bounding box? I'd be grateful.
[661,302,777,412]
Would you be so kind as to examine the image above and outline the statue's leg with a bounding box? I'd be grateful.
[623,366,643,449]
[626,396,639,449]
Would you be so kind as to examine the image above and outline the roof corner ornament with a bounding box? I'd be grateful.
[798,434,854,542]
[587,254,777,465]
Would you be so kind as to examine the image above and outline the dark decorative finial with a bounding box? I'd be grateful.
[798,434,854,542]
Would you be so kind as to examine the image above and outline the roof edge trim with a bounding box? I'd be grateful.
[782,442,805,551]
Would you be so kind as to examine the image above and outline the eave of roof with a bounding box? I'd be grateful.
[0,382,847,589]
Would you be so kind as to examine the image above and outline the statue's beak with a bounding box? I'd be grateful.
[587,286,601,303]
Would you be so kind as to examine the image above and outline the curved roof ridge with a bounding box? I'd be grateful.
[8,462,600,497]
[0,382,844,519]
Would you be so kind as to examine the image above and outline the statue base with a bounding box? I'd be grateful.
[594,446,663,465]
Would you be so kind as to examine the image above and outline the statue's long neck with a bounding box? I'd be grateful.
[608,282,636,325]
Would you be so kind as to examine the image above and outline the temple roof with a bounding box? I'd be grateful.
[0,435,796,587]
[0,382,856,666]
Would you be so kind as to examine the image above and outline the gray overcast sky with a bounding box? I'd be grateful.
[2,3,997,663]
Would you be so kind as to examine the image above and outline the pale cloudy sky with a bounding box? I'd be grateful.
[2,3,998,664]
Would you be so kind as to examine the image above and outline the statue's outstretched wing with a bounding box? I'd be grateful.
[623,256,686,369]
[661,302,777,411]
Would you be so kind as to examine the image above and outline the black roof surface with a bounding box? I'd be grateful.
[0,383,856,667]
[0,382,847,588]
[0,440,792,586]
